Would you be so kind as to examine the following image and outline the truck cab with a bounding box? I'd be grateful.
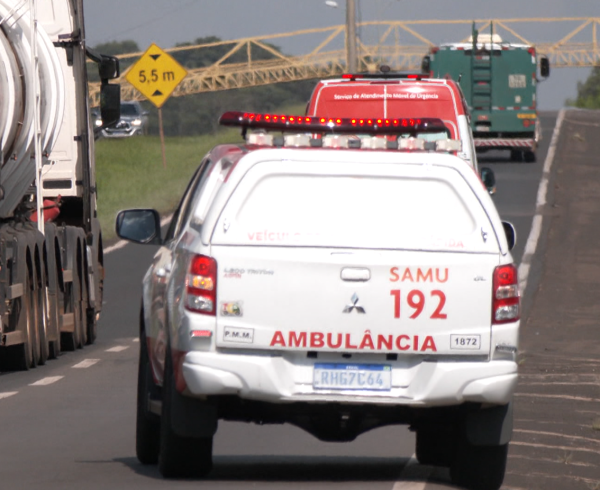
[424,32,550,162]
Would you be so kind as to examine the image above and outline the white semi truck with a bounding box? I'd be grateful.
[0,0,120,369]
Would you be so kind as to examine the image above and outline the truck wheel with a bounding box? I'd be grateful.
[47,261,61,359]
[524,150,536,163]
[450,438,508,490]
[415,428,452,467]
[33,258,49,365]
[136,327,161,465]
[158,349,213,478]
[510,150,523,162]
[4,272,36,370]
[27,267,41,368]
[60,278,82,351]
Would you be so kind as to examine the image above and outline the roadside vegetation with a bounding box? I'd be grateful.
[95,104,306,241]
[568,67,600,108]
[92,37,318,242]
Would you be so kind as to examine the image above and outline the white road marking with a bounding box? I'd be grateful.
[132,338,139,342]
[104,215,172,255]
[511,440,600,455]
[392,455,432,490]
[106,345,129,353]
[29,376,64,386]
[72,359,100,369]
[518,109,565,295]
[515,428,600,445]
[515,392,600,403]
[0,392,18,400]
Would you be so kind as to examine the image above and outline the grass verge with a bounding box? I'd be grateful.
[96,103,305,242]
[96,128,239,241]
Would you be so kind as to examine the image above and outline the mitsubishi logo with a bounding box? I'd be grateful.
[343,293,365,314]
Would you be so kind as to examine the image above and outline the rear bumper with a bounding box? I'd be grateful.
[182,351,517,406]
[474,138,536,150]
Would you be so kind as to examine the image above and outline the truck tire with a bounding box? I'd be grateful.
[27,262,41,368]
[524,150,536,163]
[450,438,508,490]
[45,231,61,359]
[509,150,523,162]
[33,253,49,365]
[415,427,453,467]
[5,271,36,370]
[60,230,85,350]
[136,326,161,465]
[158,349,213,478]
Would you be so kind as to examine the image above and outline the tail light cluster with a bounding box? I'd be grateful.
[492,264,520,324]
[185,254,217,315]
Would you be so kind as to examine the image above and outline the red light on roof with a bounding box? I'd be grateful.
[218,111,448,135]
[342,74,354,79]
[407,74,420,79]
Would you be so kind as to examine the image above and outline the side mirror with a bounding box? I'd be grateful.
[99,55,120,81]
[480,167,496,195]
[421,55,431,74]
[100,84,121,128]
[502,221,517,251]
[116,209,162,245]
[540,56,550,79]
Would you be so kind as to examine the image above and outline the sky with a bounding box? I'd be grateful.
[82,0,599,110]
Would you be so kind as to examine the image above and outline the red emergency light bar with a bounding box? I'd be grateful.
[219,111,447,134]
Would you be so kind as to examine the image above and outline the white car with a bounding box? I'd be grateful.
[117,111,518,490]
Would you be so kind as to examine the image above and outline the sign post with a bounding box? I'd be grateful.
[126,43,188,168]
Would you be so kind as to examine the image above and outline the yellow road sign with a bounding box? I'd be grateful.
[126,43,187,108]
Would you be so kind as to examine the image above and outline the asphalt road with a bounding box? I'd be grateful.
[4,110,598,490]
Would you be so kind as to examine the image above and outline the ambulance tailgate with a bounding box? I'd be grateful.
[209,157,503,356]
[213,246,497,356]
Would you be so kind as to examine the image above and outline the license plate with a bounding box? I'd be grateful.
[313,363,391,391]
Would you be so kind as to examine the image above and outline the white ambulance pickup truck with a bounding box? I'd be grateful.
[117,112,519,490]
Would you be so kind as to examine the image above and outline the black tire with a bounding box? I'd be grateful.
[509,149,523,162]
[450,439,508,490]
[524,150,536,163]
[5,272,35,370]
[86,308,97,345]
[27,268,40,368]
[415,428,453,467]
[78,265,88,348]
[44,224,61,359]
[136,327,161,464]
[60,277,82,351]
[158,350,213,478]
[33,258,49,366]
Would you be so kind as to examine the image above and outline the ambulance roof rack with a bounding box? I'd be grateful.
[341,73,426,81]
[218,111,462,153]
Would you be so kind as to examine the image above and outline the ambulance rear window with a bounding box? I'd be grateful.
[213,163,498,253]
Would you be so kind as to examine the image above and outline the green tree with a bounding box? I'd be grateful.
[92,40,140,56]
[571,67,600,109]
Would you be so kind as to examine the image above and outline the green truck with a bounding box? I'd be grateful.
[422,28,550,162]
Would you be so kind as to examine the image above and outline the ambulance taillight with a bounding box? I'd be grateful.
[492,264,520,324]
[185,254,218,315]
